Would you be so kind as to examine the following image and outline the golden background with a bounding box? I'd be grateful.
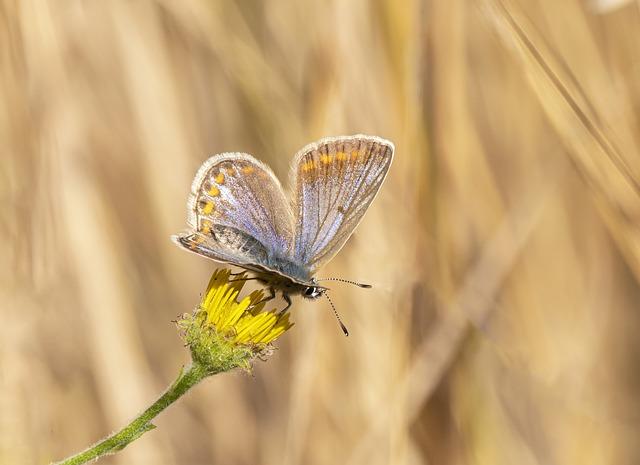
[3,0,640,464]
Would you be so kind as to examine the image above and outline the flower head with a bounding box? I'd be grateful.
[178,268,293,373]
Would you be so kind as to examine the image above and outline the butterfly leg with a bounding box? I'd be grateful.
[256,287,276,306]
[279,293,293,314]
[229,276,260,283]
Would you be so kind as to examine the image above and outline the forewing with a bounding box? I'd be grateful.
[291,135,393,272]
[174,153,295,265]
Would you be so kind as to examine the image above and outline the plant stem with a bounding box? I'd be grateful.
[51,363,210,465]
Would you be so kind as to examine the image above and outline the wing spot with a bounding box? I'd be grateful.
[199,219,213,234]
[190,235,205,245]
[302,160,316,172]
[336,151,347,161]
[208,185,220,196]
[242,166,255,174]
[351,150,359,160]
[202,201,214,215]
[215,172,225,184]
[320,154,332,164]
[198,198,216,214]
[225,167,236,176]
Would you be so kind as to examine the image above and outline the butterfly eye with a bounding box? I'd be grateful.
[304,286,323,299]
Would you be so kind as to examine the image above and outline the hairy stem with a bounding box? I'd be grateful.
[51,363,210,465]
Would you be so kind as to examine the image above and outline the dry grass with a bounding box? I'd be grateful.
[2,1,640,464]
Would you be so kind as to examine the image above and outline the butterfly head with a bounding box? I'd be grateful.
[302,284,327,300]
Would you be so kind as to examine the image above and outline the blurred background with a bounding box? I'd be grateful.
[2,0,640,464]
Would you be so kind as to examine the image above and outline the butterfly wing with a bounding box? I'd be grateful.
[173,230,271,271]
[173,153,295,269]
[291,135,394,273]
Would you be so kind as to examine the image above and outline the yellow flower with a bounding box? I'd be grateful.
[178,268,293,372]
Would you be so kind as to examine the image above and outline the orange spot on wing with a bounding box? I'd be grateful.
[190,234,205,245]
[242,166,255,174]
[351,150,359,160]
[301,159,315,172]
[208,185,220,196]
[215,172,225,184]
[202,201,214,215]
[199,219,213,234]
[320,154,333,165]
[336,151,346,161]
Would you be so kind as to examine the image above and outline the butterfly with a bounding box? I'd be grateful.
[172,135,394,333]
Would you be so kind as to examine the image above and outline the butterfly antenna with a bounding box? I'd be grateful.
[323,292,349,337]
[316,277,372,288]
